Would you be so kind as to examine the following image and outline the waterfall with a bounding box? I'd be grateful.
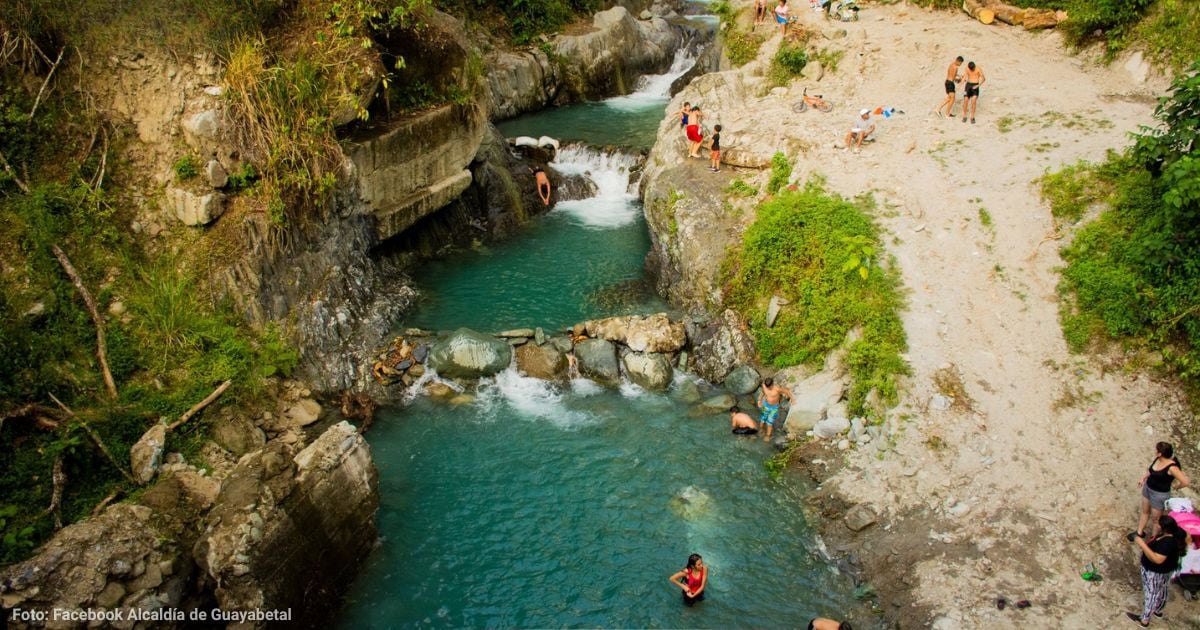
[605,48,697,110]
[550,144,641,229]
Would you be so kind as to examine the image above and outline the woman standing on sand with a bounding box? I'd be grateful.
[1137,442,1190,538]
[668,553,708,606]
[1127,515,1188,627]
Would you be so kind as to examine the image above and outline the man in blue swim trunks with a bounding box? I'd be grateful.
[757,377,793,439]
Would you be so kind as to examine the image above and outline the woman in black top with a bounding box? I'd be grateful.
[1137,442,1190,538]
[1127,515,1188,626]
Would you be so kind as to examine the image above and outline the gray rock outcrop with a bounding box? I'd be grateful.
[130,422,167,485]
[428,329,513,379]
[690,310,757,383]
[723,365,761,395]
[575,338,621,386]
[485,6,689,120]
[164,187,225,226]
[781,369,848,436]
[622,351,674,390]
[195,422,377,622]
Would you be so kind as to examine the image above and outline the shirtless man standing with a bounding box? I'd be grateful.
[757,377,793,439]
[960,61,985,124]
[936,56,963,118]
[730,406,759,435]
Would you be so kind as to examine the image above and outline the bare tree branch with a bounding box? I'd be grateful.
[46,455,65,529]
[0,149,31,193]
[48,393,136,484]
[90,488,123,517]
[50,245,118,399]
[28,47,65,123]
[168,380,233,432]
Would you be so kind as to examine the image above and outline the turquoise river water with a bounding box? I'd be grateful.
[341,45,863,628]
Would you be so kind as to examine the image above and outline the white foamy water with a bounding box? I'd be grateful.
[605,48,697,110]
[476,368,594,429]
[551,144,640,228]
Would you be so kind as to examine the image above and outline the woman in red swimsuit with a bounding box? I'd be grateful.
[668,553,707,606]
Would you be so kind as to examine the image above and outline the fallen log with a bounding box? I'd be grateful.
[167,379,232,432]
[51,245,118,399]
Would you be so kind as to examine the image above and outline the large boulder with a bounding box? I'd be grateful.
[583,313,687,353]
[781,369,848,436]
[515,342,569,381]
[211,413,266,456]
[131,422,168,485]
[622,352,674,390]
[0,504,195,621]
[427,328,513,379]
[195,422,378,624]
[164,187,225,226]
[574,338,620,386]
[691,310,757,383]
[723,365,761,395]
[553,7,683,100]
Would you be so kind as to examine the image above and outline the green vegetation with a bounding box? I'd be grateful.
[172,155,199,180]
[764,440,802,479]
[809,47,844,74]
[768,43,808,87]
[723,181,908,416]
[223,0,431,226]
[766,152,791,195]
[725,30,764,68]
[0,15,300,563]
[977,207,993,228]
[1039,158,1118,225]
[917,0,1198,71]
[1053,63,1200,389]
[727,178,758,198]
[434,0,601,44]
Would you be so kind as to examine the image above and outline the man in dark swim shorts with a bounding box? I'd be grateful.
[960,61,985,124]
[936,56,963,118]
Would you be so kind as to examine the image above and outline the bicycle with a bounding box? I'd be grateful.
[791,87,834,113]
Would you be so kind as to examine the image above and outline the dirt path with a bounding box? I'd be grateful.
[727,3,1198,627]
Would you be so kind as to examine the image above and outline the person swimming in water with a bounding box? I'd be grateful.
[730,406,759,435]
[757,377,793,440]
[668,554,708,606]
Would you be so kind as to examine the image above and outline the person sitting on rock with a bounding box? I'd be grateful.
[844,109,875,153]
[757,377,793,439]
[534,167,552,206]
[730,406,759,435]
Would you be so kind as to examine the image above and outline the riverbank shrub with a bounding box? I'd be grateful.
[434,0,601,44]
[0,65,296,564]
[1053,62,1200,389]
[768,44,807,87]
[722,181,908,416]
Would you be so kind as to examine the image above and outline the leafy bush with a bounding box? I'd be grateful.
[0,81,298,564]
[766,152,791,195]
[1056,62,1200,386]
[172,155,198,180]
[727,179,758,198]
[725,29,763,68]
[1136,0,1200,73]
[768,44,807,86]
[723,182,908,415]
[1060,0,1154,53]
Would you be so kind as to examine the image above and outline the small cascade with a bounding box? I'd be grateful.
[633,48,698,98]
[475,367,594,429]
[550,144,642,228]
[606,49,697,110]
